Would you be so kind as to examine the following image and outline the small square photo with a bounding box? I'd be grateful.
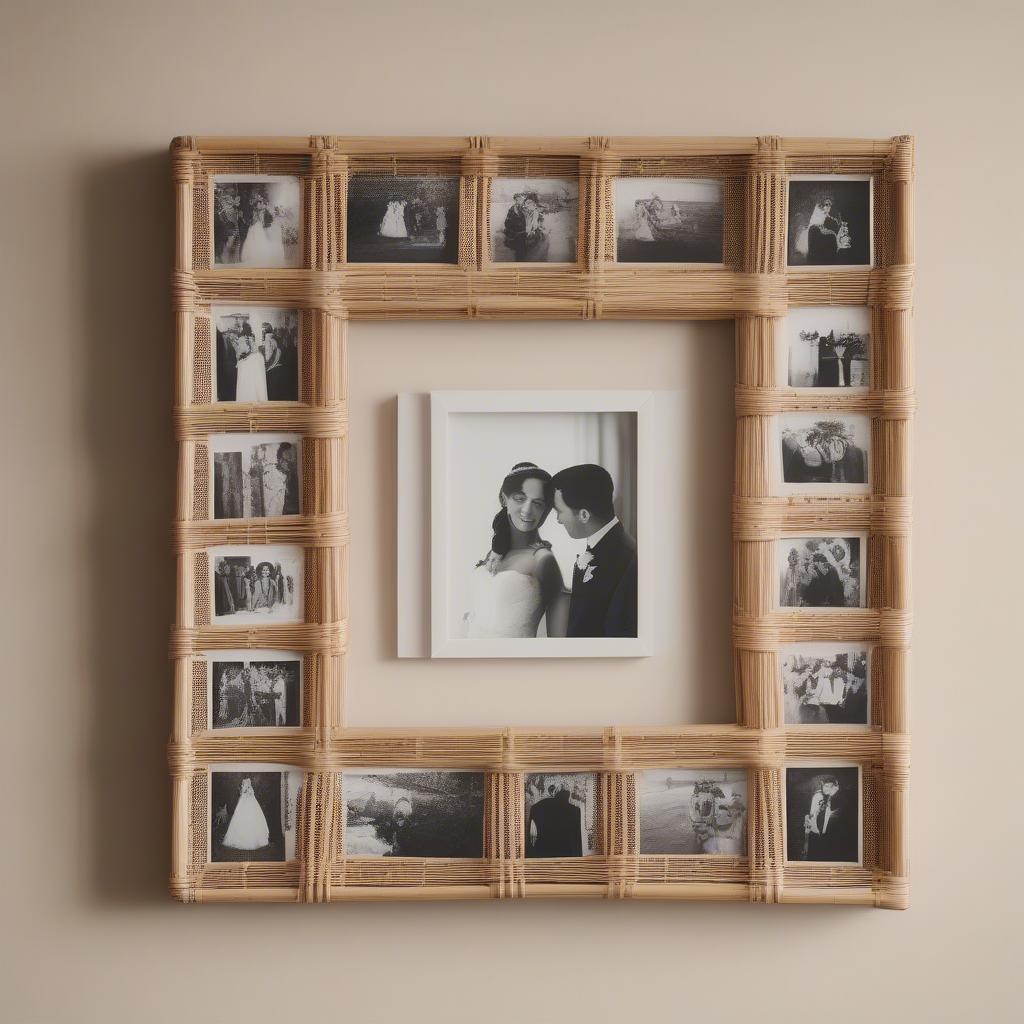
[211,545,303,623]
[210,766,302,862]
[615,177,723,264]
[212,176,302,268]
[781,306,870,388]
[779,536,863,608]
[524,772,598,858]
[778,413,870,492]
[785,766,861,863]
[213,306,300,403]
[782,646,870,726]
[639,769,747,855]
[211,433,301,520]
[787,176,872,267]
[209,651,302,729]
[489,178,579,262]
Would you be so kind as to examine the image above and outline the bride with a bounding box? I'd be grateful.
[222,777,270,851]
[379,199,408,238]
[240,191,286,266]
[462,462,568,638]
[231,326,270,403]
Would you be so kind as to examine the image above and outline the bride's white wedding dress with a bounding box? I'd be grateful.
[234,340,268,402]
[241,213,285,265]
[379,200,408,238]
[465,567,544,638]
[223,778,270,850]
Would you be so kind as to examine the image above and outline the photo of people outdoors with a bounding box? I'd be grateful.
[615,177,723,263]
[779,414,869,489]
[212,176,301,268]
[782,647,870,725]
[778,536,863,608]
[638,769,748,855]
[210,656,301,729]
[212,435,301,520]
[489,177,579,262]
[211,546,303,623]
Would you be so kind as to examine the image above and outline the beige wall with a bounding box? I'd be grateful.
[3,0,1020,1019]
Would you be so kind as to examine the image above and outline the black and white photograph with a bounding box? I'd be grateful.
[524,772,597,858]
[210,765,302,862]
[211,545,303,624]
[615,177,723,263]
[785,766,861,863]
[211,434,301,519]
[782,306,870,388]
[778,413,870,492]
[346,175,460,264]
[779,536,863,609]
[213,306,300,403]
[787,175,872,267]
[212,176,302,268]
[429,391,652,658]
[342,771,485,858]
[638,769,748,855]
[489,177,579,263]
[208,650,302,729]
[782,646,870,726]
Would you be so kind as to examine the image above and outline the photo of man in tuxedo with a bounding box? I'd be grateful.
[525,774,595,858]
[786,767,860,863]
[551,464,638,638]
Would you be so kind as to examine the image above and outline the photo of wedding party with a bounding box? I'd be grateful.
[778,536,863,608]
[342,771,485,858]
[346,174,460,263]
[211,434,301,519]
[779,413,870,490]
[214,306,300,403]
[787,176,872,267]
[210,766,302,863]
[209,653,302,729]
[489,177,579,262]
[212,176,302,268]
[782,306,870,388]
[782,646,870,726]
[638,769,748,855]
[211,546,303,623]
[785,766,861,863]
[524,773,597,858]
[615,177,723,263]
[430,393,648,657]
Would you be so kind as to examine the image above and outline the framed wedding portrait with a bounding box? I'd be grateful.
[170,133,913,909]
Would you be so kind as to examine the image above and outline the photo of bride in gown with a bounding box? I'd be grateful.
[615,177,723,263]
[638,769,748,855]
[213,176,301,268]
[214,307,300,403]
[210,767,302,862]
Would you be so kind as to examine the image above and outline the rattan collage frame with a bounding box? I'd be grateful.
[169,134,913,908]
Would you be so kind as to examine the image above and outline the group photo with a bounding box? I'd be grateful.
[783,305,871,388]
[342,771,485,858]
[214,306,300,403]
[524,773,597,858]
[489,177,579,262]
[638,769,748,855]
[212,176,302,268]
[787,176,873,267]
[211,434,301,520]
[782,647,870,726]
[779,413,870,490]
[779,536,863,608]
[211,546,303,623]
[615,177,724,263]
[209,767,302,863]
[785,766,861,864]
[209,654,302,729]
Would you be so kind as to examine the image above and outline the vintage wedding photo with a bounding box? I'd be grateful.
[342,771,485,857]
[346,174,460,263]
[785,766,861,864]
[638,769,747,855]
[211,434,301,520]
[779,536,864,608]
[778,413,870,492]
[209,765,303,863]
[211,545,304,624]
[615,177,723,263]
[781,306,870,388]
[782,645,870,726]
[787,175,872,267]
[429,391,650,658]
[212,176,302,268]
[489,177,579,263]
[524,773,597,858]
[213,306,300,402]
[208,650,302,729]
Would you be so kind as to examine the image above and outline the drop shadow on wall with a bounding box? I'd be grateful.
[81,152,176,904]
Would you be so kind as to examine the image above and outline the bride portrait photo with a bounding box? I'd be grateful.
[209,766,302,863]
[214,306,300,403]
[212,175,302,268]
[787,175,872,267]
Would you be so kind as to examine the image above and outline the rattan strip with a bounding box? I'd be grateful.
[175,402,348,438]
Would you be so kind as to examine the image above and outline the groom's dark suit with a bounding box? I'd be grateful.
[567,521,638,638]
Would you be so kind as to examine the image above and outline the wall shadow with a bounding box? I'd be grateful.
[81,151,175,904]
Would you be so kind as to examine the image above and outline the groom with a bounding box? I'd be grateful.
[551,464,637,638]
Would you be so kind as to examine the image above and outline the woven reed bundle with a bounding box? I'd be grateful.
[169,134,912,908]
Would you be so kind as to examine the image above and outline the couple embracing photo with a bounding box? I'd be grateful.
[462,461,638,640]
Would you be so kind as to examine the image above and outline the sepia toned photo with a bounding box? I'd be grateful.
[210,765,303,862]
[782,306,870,388]
[213,306,300,403]
[782,645,870,726]
[778,413,870,492]
[524,772,597,858]
[343,770,485,857]
[779,536,864,608]
[211,433,301,519]
[212,176,302,268]
[615,177,723,263]
[638,769,748,855]
[489,177,579,262]
[787,175,872,267]
[786,766,861,863]
[346,174,460,263]
[208,650,302,729]
[211,545,303,623]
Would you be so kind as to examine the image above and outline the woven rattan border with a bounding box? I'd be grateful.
[170,134,912,908]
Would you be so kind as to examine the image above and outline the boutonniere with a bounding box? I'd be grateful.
[576,549,594,571]
[582,565,597,583]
